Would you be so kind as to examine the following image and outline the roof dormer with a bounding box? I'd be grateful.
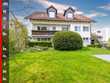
[64,7,75,19]
[47,5,57,18]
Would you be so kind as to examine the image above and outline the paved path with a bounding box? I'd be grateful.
[94,54,110,62]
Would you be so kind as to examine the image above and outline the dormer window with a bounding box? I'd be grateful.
[47,5,57,18]
[64,7,75,19]
[49,11,55,18]
[67,13,73,19]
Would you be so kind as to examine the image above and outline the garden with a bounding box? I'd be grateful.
[9,47,110,83]
[9,24,110,83]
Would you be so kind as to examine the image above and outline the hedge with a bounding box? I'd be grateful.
[28,41,52,47]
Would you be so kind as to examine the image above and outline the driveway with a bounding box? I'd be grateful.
[94,54,110,62]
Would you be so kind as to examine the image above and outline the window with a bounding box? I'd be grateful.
[64,7,75,19]
[98,36,102,39]
[52,27,56,31]
[37,26,47,31]
[49,11,55,18]
[62,26,68,31]
[41,27,47,31]
[37,26,40,30]
[83,26,89,32]
[97,30,101,33]
[83,37,89,42]
[32,37,51,41]
[37,38,40,41]
[33,25,38,30]
[75,26,80,31]
[47,6,57,18]
[67,13,73,18]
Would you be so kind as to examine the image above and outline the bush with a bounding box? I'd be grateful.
[28,41,52,47]
[52,31,83,50]
[87,43,102,48]
[105,38,110,49]
[91,33,102,48]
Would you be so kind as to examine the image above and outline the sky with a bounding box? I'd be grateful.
[10,0,110,29]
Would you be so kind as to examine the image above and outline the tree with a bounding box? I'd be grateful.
[9,27,16,54]
[9,20,28,55]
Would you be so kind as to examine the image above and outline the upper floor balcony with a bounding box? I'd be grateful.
[32,30,58,36]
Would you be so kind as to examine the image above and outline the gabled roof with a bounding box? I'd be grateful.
[47,5,57,11]
[25,12,93,22]
[46,5,57,16]
[64,7,75,16]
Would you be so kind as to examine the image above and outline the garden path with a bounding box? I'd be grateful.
[94,54,110,62]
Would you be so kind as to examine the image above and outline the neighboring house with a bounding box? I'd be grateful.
[95,27,110,43]
[25,5,94,46]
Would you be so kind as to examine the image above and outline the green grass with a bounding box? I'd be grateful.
[9,47,110,83]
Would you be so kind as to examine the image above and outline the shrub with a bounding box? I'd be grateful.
[91,33,102,48]
[28,41,52,47]
[52,31,83,50]
[87,43,102,48]
[106,38,110,49]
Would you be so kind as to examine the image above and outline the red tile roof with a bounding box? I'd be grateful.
[25,12,93,22]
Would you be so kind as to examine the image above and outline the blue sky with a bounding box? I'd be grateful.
[10,0,110,28]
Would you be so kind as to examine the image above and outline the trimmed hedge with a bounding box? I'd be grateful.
[52,31,83,50]
[28,41,52,47]
[87,43,102,48]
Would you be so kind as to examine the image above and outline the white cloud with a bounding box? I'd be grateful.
[20,0,83,14]
[99,3,110,10]
[86,11,108,18]
[37,0,76,12]
[37,0,83,14]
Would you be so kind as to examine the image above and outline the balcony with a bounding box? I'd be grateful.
[32,30,58,36]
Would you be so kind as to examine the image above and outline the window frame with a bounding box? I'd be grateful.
[67,13,73,19]
[62,26,69,31]
[37,26,47,31]
[83,26,89,32]
[74,26,81,31]
[83,37,89,42]
[49,11,56,18]
[52,26,56,31]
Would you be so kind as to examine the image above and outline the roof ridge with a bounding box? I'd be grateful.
[25,11,93,22]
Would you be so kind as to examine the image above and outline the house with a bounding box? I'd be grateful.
[95,27,110,43]
[25,5,94,46]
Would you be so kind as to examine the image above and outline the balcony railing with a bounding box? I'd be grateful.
[32,30,58,35]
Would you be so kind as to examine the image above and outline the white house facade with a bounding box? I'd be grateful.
[95,27,110,43]
[25,6,94,46]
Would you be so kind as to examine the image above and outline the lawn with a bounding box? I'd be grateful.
[9,47,110,83]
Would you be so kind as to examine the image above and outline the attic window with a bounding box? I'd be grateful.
[49,11,55,18]
[67,13,73,19]
[47,6,57,18]
[64,7,75,19]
